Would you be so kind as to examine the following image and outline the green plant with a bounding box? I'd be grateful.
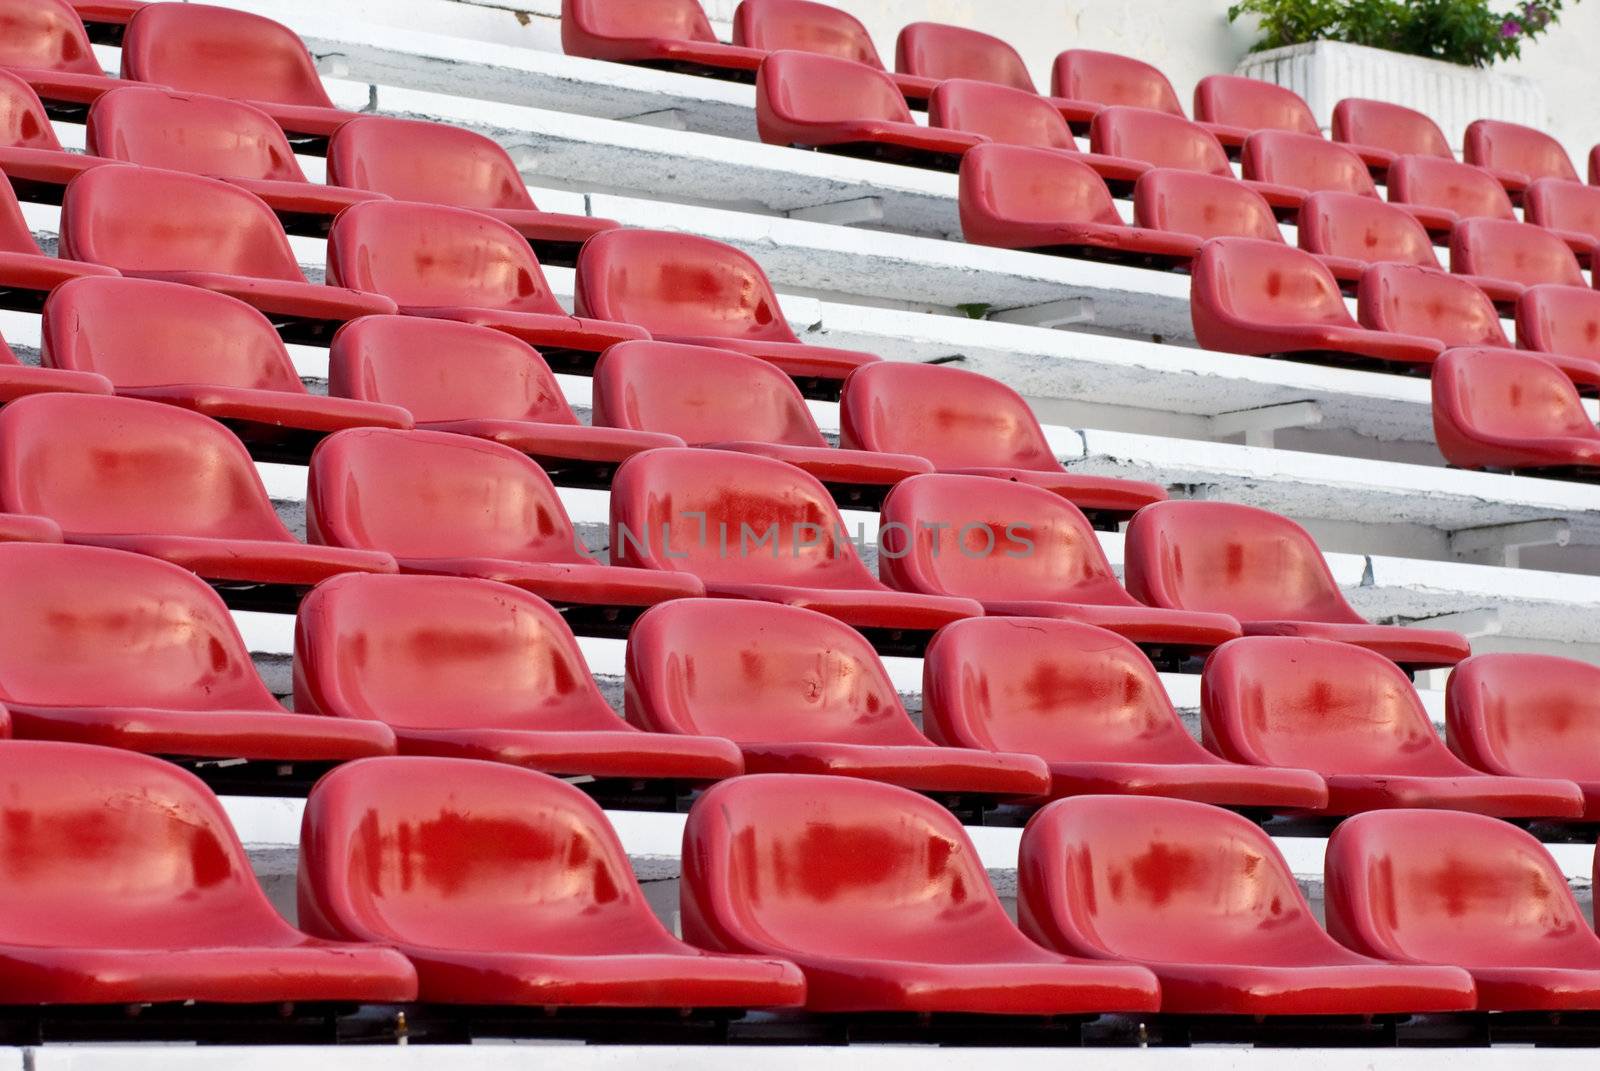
[1227,0,1577,67]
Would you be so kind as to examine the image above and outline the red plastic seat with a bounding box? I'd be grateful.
[1018,796,1477,1015]
[627,599,1050,797]
[1516,283,1600,395]
[300,756,803,1008]
[1356,261,1508,347]
[894,21,1097,131]
[1330,98,1450,175]
[1384,154,1516,237]
[0,68,112,203]
[1326,809,1600,1010]
[0,0,123,116]
[329,316,678,490]
[1243,129,1454,235]
[839,361,1164,527]
[878,474,1239,659]
[1450,216,1586,296]
[922,617,1326,808]
[682,773,1162,1014]
[67,0,143,45]
[1463,117,1579,195]
[561,0,768,83]
[1051,48,1180,115]
[1522,177,1600,265]
[574,227,876,399]
[295,573,741,783]
[0,328,111,404]
[326,116,618,267]
[307,428,702,636]
[1192,74,1348,162]
[1130,168,1285,250]
[0,163,119,313]
[1189,237,1444,371]
[1125,500,1470,672]
[591,340,927,508]
[731,0,933,104]
[1431,347,1600,475]
[41,277,411,463]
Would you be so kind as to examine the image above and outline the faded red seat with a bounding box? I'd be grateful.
[561,0,768,82]
[1192,74,1350,162]
[0,165,119,313]
[1522,177,1600,264]
[1019,796,1477,1016]
[1384,154,1516,238]
[878,474,1239,659]
[574,227,876,399]
[1449,216,1586,296]
[41,277,411,463]
[0,328,111,403]
[1463,117,1579,196]
[628,599,1050,797]
[1243,129,1454,235]
[1516,284,1600,396]
[0,0,123,116]
[295,573,741,784]
[1333,97,1528,192]
[0,68,113,203]
[682,773,1162,1014]
[307,428,702,636]
[1326,809,1600,1010]
[1431,347,1600,475]
[894,20,1098,131]
[1125,500,1470,672]
[67,0,143,45]
[839,360,1164,526]
[731,0,933,103]
[591,340,926,509]
[922,617,1325,808]
[1130,168,1285,253]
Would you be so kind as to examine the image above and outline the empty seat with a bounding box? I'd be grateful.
[1431,347,1600,475]
[731,0,933,103]
[41,277,411,463]
[295,573,741,783]
[0,328,111,404]
[1051,48,1180,115]
[627,599,1050,797]
[839,361,1164,527]
[922,618,1325,808]
[1326,810,1600,1010]
[328,316,679,490]
[894,21,1096,130]
[0,393,397,610]
[1330,98,1451,175]
[1463,118,1579,195]
[1522,177,1600,264]
[59,164,396,345]
[590,340,927,508]
[0,68,111,202]
[574,228,877,399]
[307,428,702,636]
[1125,500,1470,671]
[1516,284,1600,395]
[1130,168,1285,247]
[1018,796,1477,1015]
[1384,154,1516,230]
[561,0,767,82]
[682,773,1162,1014]
[0,165,119,313]
[878,474,1240,659]
[1192,74,1336,160]
[1449,216,1587,294]
[1242,130,1454,235]
[0,0,122,115]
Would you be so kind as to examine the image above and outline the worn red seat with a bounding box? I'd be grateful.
[1050,48,1176,115]
[1125,500,1470,671]
[878,474,1239,660]
[591,340,926,509]
[1450,216,1586,297]
[1192,74,1352,162]
[1431,347,1600,475]
[682,773,1162,1015]
[561,0,767,82]
[1522,177,1600,264]
[295,573,741,784]
[0,68,113,203]
[731,0,932,103]
[0,328,111,403]
[1326,809,1600,1010]
[839,361,1164,527]
[1130,168,1286,254]
[1243,129,1454,235]
[1463,117,1579,196]
[922,617,1325,808]
[307,428,702,636]
[1516,283,1600,396]
[1019,796,1477,1016]
[1384,154,1516,239]
[41,277,411,463]
[627,599,1049,798]
[0,165,119,313]
[1332,97,1528,193]
[0,0,123,116]
[574,227,876,399]
[329,316,677,490]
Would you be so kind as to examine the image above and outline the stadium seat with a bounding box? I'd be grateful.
[1192,74,1346,161]
[1431,347,1600,475]
[590,339,928,508]
[1018,796,1478,1015]
[0,539,396,764]
[1050,48,1178,115]
[1515,284,1600,395]
[626,599,1051,797]
[294,573,742,785]
[1326,810,1600,1010]
[0,329,112,403]
[1188,238,1444,372]
[326,115,619,267]
[1329,97,1450,175]
[1449,216,1587,295]
[894,21,1098,131]
[306,428,703,637]
[0,69,112,203]
[754,50,984,171]
[0,394,398,611]
[59,165,396,346]
[921,617,1326,808]
[0,165,119,313]
[1202,636,1582,817]
[40,277,412,463]
[1125,500,1471,671]
[731,0,934,104]
[0,511,60,543]
[681,773,1163,1015]
[328,316,679,490]
[1242,130,1455,235]
[1463,117,1579,196]
[561,0,767,83]
[326,199,646,374]
[0,0,123,117]
[574,228,877,400]
[609,448,979,655]
[66,0,142,45]
[1384,154,1515,239]
[299,756,804,1010]
[1521,176,1600,264]
[877,474,1240,660]
[838,361,1165,527]
[1129,168,1286,249]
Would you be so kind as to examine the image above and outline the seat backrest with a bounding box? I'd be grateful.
[1385,154,1515,221]
[1131,169,1283,243]
[0,0,102,75]
[1516,283,1600,360]
[1190,237,1356,331]
[894,21,1035,92]
[1447,652,1600,780]
[327,116,535,212]
[327,315,575,426]
[562,0,719,47]
[0,541,278,711]
[0,69,64,151]
[1463,118,1579,183]
[627,598,927,745]
[1450,217,1585,288]
[1431,347,1596,443]
[1296,190,1436,266]
[41,275,305,392]
[307,428,585,564]
[757,48,913,128]
[59,164,305,282]
[1090,105,1232,177]
[1051,49,1183,114]
[1523,177,1600,245]
[1330,98,1453,159]
[325,200,563,315]
[121,2,335,108]
[0,156,48,255]
[957,143,1121,229]
[86,86,306,183]
[1125,500,1364,623]
[1193,74,1319,135]
[1242,129,1377,196]
[0,392,294,541]
[295,573,619,731]
[574,228,798,343]
[591,340,824,447]
[1355,262,1508,347]
[732,0,884,68]
[928,80,1076,150]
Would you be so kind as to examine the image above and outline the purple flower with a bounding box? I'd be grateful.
[1500,17,1522,37]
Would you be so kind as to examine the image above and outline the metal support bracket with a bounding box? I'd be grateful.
[1447,518,1570,568]
[987,297,1094,329]
[1208,401,1324,448]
